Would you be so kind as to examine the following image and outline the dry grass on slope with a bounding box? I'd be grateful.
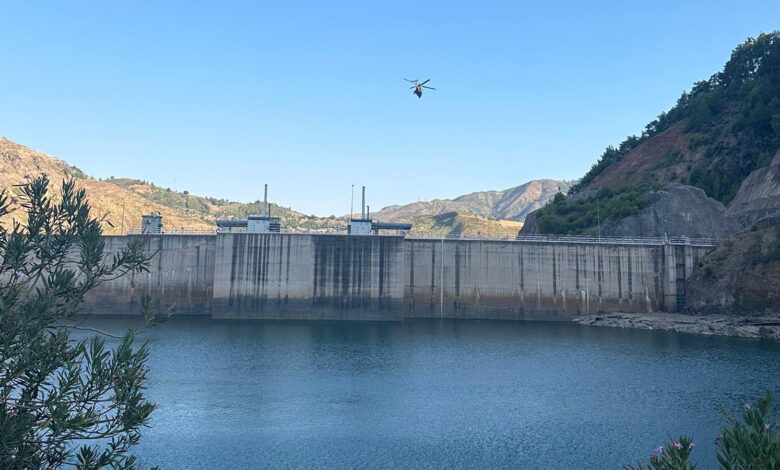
[396,212,523,238]
[0,137,214,233]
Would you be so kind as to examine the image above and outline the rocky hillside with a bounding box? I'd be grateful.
[0,137,213,232]
[106,178,348,233]
[572,32,780,206]
[1,137,529,237]
[523,32,780,238]
[106,178,530,236]
[374,179,571,222]
[106,179,530,237]
[725,150,780,226]
[384,212,523,238]
[523,183,740,238]
[520,32,780,316]
[686,216,780,315]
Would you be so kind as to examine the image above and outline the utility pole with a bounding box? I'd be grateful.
[120,199,126,235]
[440,236,444,319]
[596,194,601,239]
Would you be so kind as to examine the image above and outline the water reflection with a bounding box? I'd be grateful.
[73,317,780,469]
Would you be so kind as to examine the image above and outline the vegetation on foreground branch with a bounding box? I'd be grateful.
[625,392,780,470]
[0,176,167,469]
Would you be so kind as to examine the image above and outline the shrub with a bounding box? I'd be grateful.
[532,185,650,235]
[0,176,166,469]
[624,436,696,470]
[717,392,780,469]
[626,392,780,469]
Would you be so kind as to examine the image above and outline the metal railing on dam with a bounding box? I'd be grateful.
[393,232,717,247]
[124,228,218,235]
[516,234,717,247]
[118,228,718,247]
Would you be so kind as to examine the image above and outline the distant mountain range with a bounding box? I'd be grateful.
[0,137,566,237]
[373,179,572,222]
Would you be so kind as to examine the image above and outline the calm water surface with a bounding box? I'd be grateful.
[81,317,780,469]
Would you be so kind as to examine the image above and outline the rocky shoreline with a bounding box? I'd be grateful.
[572,312,780,340]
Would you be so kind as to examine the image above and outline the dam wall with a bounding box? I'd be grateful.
[85,234,711,320]
[403,240,708,319]
[211,234,405,320]
[84,235,215,315]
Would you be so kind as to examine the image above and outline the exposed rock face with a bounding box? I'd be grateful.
[686,216,780,315]
[726,151,780,227]
[573,312,780,339]
[521,183,739,238]
[518,210,541,234]
[468,179,571,221]
[597,183,740,238]
[586,121,696,191]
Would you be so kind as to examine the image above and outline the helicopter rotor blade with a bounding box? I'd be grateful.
[420,79,430,85]
[409,86,416,89]
[422,86,436,90]
[404,78,417,83]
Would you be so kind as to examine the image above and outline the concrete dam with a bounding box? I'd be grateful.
[85,233,713,320]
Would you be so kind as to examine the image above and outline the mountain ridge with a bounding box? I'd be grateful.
[0,137,556,237]
[0,137,214,232]
[374,179,572,222]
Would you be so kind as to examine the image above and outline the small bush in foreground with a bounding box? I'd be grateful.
[717,392,780,469]
[625,436,696,470]
[0,176,167,469]
[625,392,779,470]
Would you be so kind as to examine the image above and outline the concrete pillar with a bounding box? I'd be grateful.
[663,244,677,312]
[683,243,695,278]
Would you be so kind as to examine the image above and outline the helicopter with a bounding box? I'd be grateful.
[404,78,435,98]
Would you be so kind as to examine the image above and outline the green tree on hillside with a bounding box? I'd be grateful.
[0,176,165,469]
[534,185,650,235]
[571,31,780,203]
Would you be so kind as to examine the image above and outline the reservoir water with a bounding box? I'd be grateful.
[81,317,780,469]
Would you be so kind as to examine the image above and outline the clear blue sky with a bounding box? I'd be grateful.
[2,1,778,216]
